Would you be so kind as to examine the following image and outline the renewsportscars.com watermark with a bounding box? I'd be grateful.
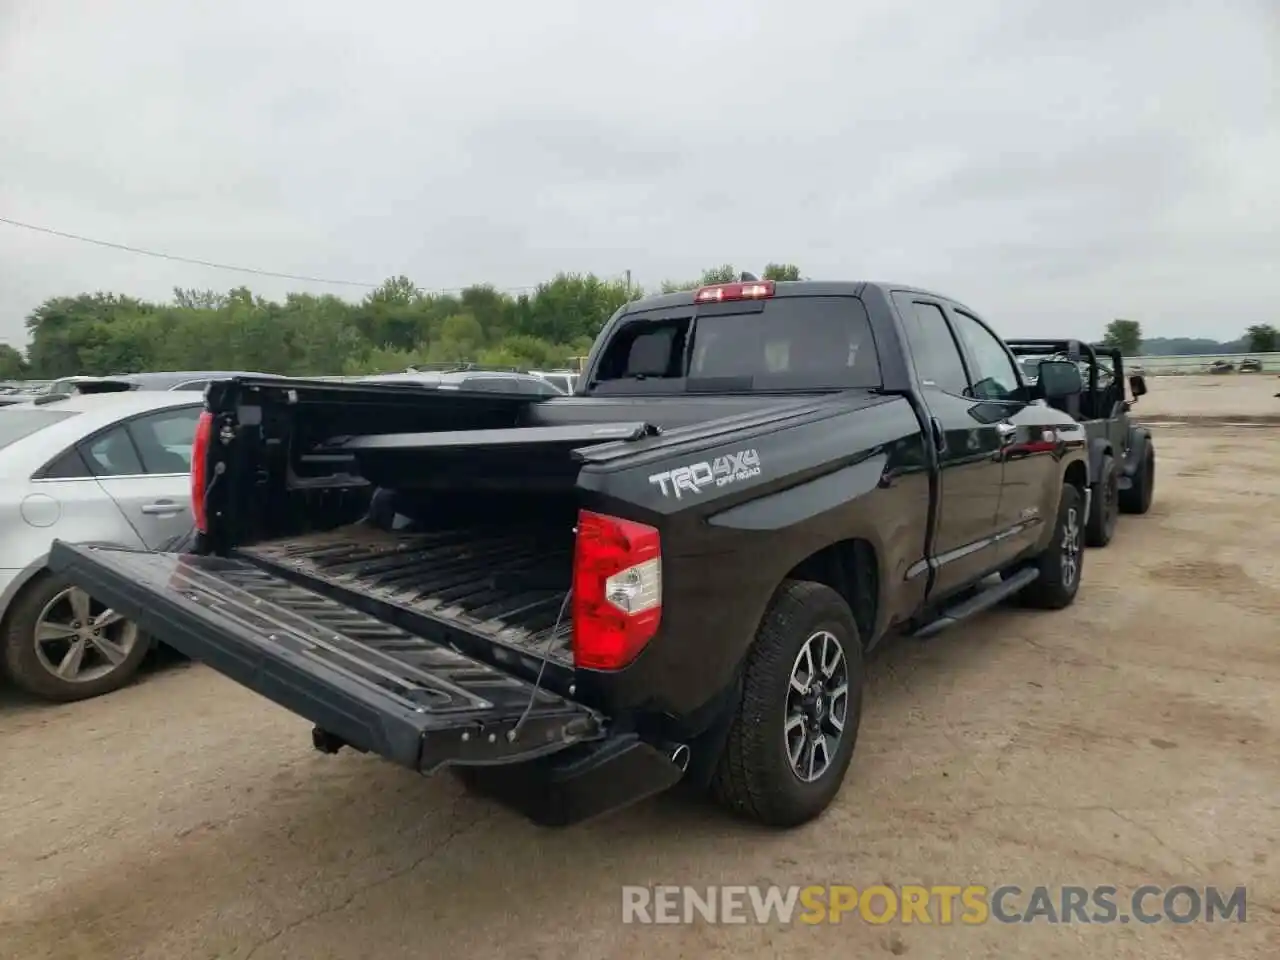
[621,884,1249,926]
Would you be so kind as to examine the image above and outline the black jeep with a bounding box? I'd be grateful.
[1008,340,1155,546]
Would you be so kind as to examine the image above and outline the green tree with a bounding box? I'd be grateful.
[762,262,802,281]
[16,262,812,379]
[1244,324,1277,354]
[173,288,227,310]
[513,273,632,343]
[1102,318,1143,356]
[0,343,26,379]
[699,264,738,284]
[24,293,153,377]
[660,278,698,294]
[353,276,425,351]
[662,263,806,293]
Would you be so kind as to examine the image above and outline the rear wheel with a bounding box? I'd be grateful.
[1014,483,1085,610]
[1085,454,1119,547]
[1119,445,1155,514]
[1,573,150,702]
[711,579,865,827]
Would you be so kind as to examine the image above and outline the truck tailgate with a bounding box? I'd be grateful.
[47,541,603,772]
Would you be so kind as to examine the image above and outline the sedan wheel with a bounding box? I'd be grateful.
[2,573,151,702]
[33,587,140,684]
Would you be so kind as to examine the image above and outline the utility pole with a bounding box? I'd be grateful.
[624,269,632,298]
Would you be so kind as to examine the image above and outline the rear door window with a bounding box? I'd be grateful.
[892,295,970,395]
[42,447,94,479]
[128,407,201,473]
[83,426,145,477]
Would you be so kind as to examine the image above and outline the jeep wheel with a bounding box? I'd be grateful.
[1014,483,1085,610]
[712,579,864,827]
[1085,454,1119,547]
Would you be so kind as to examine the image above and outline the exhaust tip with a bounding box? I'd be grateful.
[669,743,691,772]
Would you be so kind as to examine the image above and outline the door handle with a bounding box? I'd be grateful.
[996,422,1018,445]
[141,501,183,515]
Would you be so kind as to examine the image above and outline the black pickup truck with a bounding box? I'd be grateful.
[49,280,1089,828]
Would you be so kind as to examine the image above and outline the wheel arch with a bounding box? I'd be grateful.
[682,536,880,787]
[1087,436,1114,481]
[1124,425,1154,476]
[0,543,152,642]
[1064,458,1088,494]
[781,537,879,648]
[0,554,52,637]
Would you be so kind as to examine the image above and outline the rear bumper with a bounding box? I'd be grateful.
[454,734,687,827]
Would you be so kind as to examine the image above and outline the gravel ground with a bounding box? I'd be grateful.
[1,376,1277,959]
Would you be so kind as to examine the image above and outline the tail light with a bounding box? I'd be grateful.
[571,510,662,670]
[190,411,214,534]
[694,279,775,303]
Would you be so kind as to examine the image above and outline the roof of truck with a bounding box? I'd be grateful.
[624,279,971,314]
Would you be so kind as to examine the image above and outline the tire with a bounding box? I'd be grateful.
[1119,444,1155,515]
[711,579,865,827]
[1,572,150,702]
[1085,454,1119,547]
[1014,483,1085,611]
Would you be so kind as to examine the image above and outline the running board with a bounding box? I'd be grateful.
[909,567,1039,640]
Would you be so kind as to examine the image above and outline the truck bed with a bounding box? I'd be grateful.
[236,523,575,665]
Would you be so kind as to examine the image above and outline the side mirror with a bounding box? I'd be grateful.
[1129,374,1147,399]
[1037,360,1082,400]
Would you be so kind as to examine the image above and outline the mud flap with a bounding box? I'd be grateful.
[47,541,603,773]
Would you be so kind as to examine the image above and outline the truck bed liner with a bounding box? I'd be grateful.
[238,524,575,665]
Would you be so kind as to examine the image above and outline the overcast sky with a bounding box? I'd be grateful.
[1,0,1275,348]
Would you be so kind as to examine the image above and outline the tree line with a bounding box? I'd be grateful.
[3,268,1274,382]
[1102,318,1277,357]
[0,263,804,381]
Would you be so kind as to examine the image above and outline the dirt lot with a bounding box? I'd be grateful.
[1138,372,1280,423]
[2,376,1278,959]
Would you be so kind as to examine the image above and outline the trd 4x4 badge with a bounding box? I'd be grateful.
[648,449,762,499]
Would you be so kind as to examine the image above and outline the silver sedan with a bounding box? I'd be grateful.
[0,391,203,701]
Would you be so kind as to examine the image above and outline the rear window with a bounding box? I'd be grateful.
[591,296,880,393]
[0,409,77,451]
[73,379,137,394]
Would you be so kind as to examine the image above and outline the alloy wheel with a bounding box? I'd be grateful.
[1061,507,1081,587]
[33,587,139,684]
[785,630,850,783]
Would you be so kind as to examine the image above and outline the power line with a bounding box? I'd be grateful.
[0,215,556,295]
[0,214,379,288]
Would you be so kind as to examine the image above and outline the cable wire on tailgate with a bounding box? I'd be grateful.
[509,587,572,742]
